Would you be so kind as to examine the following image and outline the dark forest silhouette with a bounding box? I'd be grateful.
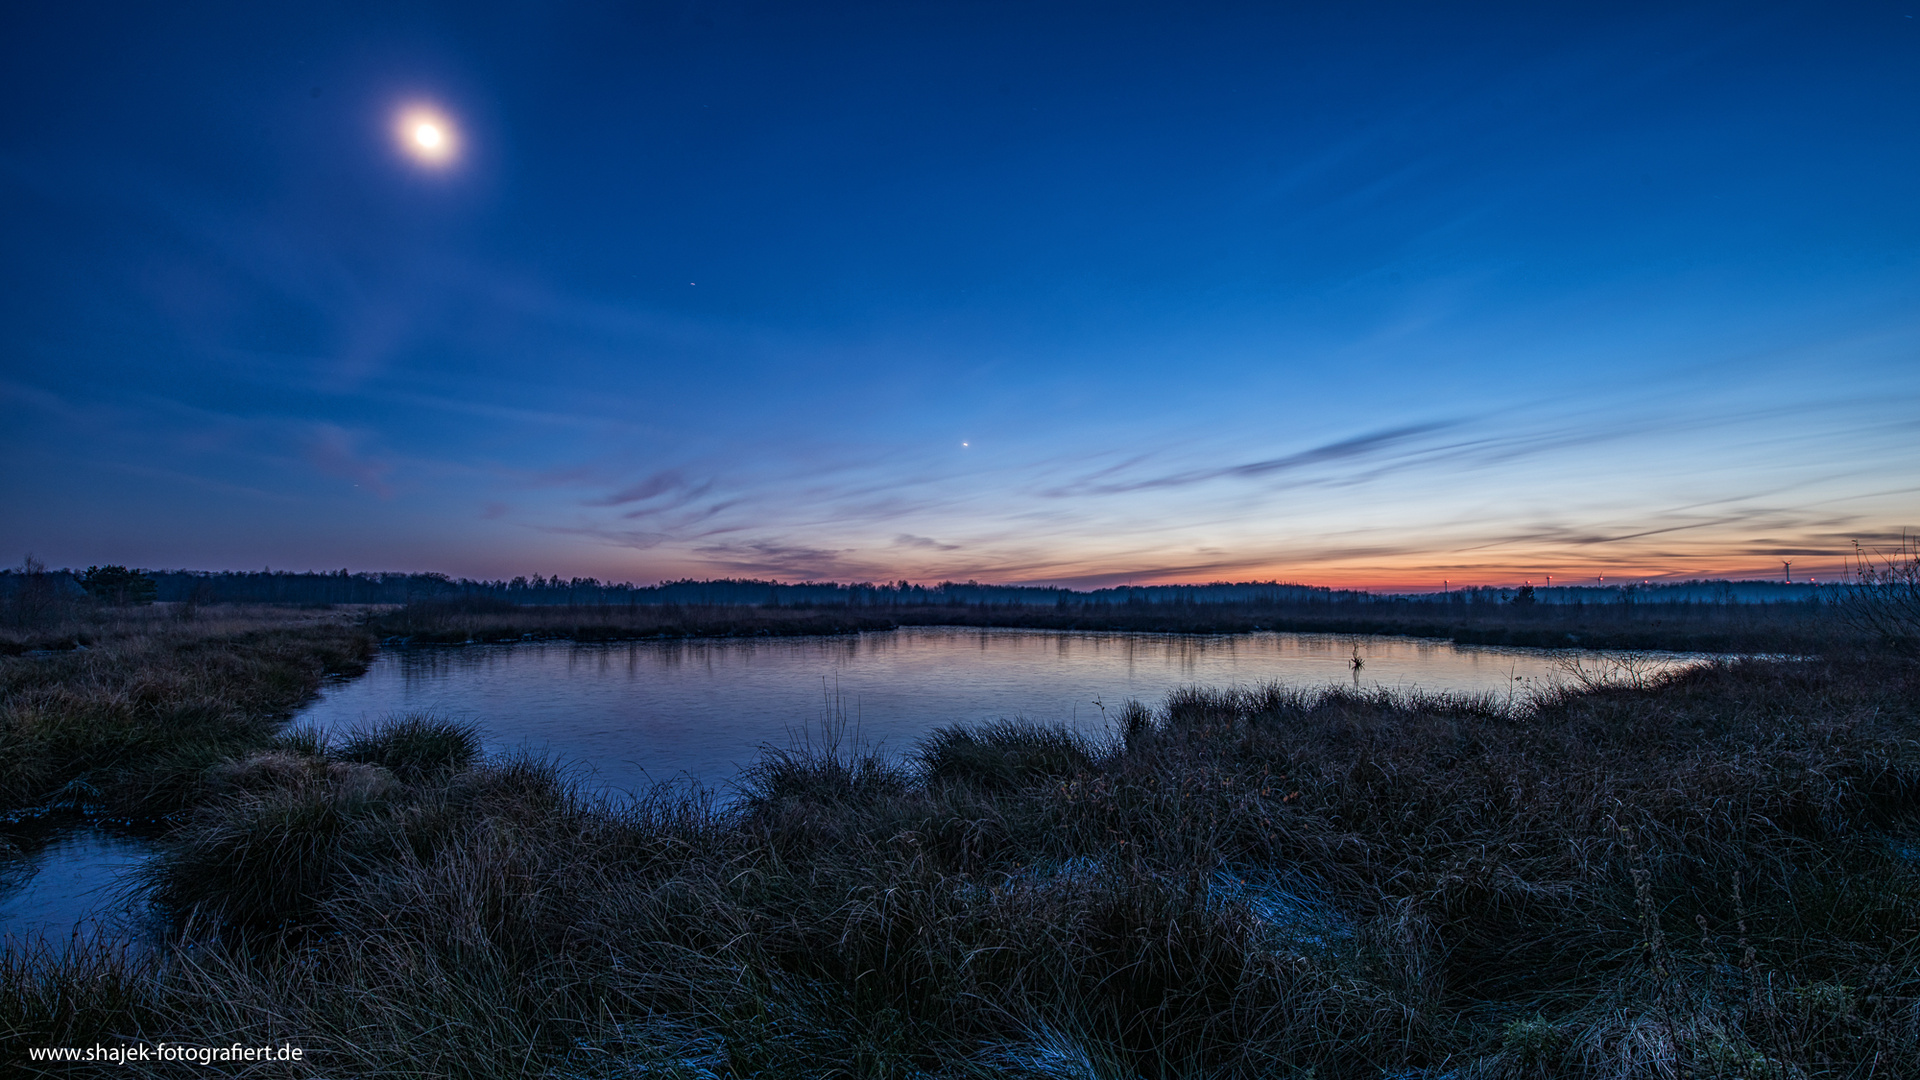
[0,565,1829,610]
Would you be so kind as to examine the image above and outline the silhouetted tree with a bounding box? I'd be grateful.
[80,565,158,606]
[6,554,62,627]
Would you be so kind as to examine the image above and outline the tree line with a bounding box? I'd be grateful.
[1,561,1830,613]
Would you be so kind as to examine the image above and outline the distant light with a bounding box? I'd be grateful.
[393,104,460,167]
[961,441,970,447]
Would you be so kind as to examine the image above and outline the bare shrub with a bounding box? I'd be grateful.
[1831,534,1920,653]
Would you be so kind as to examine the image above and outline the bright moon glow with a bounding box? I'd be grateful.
[393,105,459,167]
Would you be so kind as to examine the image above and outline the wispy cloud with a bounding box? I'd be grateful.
[692,539,872,580]
[532,523,670,550]
[1043,422,1460,497]
[585,470,696,507]
[302,424,395,498]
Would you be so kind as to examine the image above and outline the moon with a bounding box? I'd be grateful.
[394,105,460,167]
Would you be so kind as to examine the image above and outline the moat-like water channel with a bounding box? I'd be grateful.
[3,628,1707,945]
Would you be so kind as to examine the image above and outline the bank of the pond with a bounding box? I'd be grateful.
[0,608,375,820]
[0,609,379,953]
[9,651,1920,1078]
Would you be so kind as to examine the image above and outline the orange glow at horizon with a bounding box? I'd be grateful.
[1009,554,1859,593]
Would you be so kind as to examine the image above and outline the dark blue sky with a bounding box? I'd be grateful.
[4,1,1917,587]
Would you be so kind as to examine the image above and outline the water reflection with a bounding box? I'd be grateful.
[297,628,1703,795]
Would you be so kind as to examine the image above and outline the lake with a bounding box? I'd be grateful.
[1,627,1703,943]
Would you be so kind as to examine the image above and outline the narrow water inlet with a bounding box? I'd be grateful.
[0,819,161,948]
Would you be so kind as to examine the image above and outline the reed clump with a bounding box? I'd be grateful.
[7,655,1920,1078]
[148,721,482,932]
[918,719,1095,789]
[335,713,480,780]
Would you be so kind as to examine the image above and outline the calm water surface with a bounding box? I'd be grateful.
[295,627,1700,793]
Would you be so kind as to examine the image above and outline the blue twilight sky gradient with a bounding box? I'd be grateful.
[3,1,1917,588]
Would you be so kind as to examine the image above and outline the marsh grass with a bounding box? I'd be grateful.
[0,936,162,1059]
[9,653,1919,1077]
[0,606,373,817]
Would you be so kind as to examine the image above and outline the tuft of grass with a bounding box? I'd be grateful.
[149,753,402,932]
[1501,1013,1566,1069]
[736,745,910,828]
[919,720,1095,789]
[336,712,480,781]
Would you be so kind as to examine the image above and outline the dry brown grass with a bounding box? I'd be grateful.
[0,605,373,816]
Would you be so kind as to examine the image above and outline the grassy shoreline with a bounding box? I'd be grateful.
[6,643,1920,1077]
[0,607,374,819]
